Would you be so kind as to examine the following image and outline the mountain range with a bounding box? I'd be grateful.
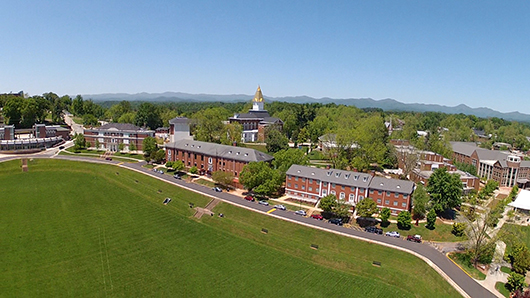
[84,92,530,123]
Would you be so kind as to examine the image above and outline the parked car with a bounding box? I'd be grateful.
[212,187,222,192]
[407,235,422,243]
[385,231,400,238]
[273,204,286,210]
[311,214,324,220]
[173,174,181,179]
[365,226,383,234]
[329,218,343,226]
[105,157,112,161]
[294,210,307,216]
[258,200,269,206]
[244,195,255,202]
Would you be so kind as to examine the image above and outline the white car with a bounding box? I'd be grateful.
[385,231,400,238]
[258,200,269,206]
[294,210,307,216]
[274,204,286,210]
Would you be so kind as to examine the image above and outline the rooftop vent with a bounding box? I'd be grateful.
[297,170,301,173]
[397,185,401,189]
[311,172,315,175]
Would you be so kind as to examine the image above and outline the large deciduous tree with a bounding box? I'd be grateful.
[412,184,429,219]
[265,127,289,153]
[319,194,338,213]
[239,162,282,196]
[142,136,158,158]
[355,198,378,218]
[397,211,412,230]
[135,102,162,130]
[427,168,463,213]
[191,107,230,143]
[212,171,235,189]
[272,149,309,176]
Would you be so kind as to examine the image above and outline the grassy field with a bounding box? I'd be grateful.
[448,253,486,280]
[495,282,510,297]
[1,159,460,297]
[501,223,530,248]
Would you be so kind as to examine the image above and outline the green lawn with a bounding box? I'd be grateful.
[495,282,510,297]
[0,159,460,297]
[501,223,530,248]
[448,253,486,280]
[242,143,268,153]
[377,219,466,242]
[501,266,511,274]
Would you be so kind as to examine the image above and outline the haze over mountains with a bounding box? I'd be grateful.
[85,92,530,123]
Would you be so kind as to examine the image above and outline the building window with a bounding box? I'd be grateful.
[322,190,327,196]
[386,191,391,196]
[359,196,364,200]
[377,199,382,204]
[394,192,399,198]
[295,184,298,189]
[323,182,328,187]
[385,200,389,205]
[302,177,305,182]
[295,177,298,181]
[288,183,291,187]
[341,185,345,190]
[309,187,313,191]
[370,190,374,194]
[302,185,305,190]
[340,192,345,199]
[349,194,354,201]
[402,203,407,208]
[331,190,336,195]
[403,194,408,198]
[309,179,313,183]
[393,201,398,206]
[332,183,336,188]
[378,190,382,195]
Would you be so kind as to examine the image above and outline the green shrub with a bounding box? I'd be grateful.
[452,222,466,237]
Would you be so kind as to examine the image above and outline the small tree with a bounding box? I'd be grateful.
[397,211,412,230]
[320,194,338,213]
[189,166,198,175]
[451,222,466,237]
[142,136,157,157]
[426,209,437,229]
[212,171,234,189]
[380,207,391,224]
[356,198,378,218]
[412,184,429,219]
[95,139,100,150]
[129,142,137,152]
[509,243,530,275]
[118,142,125,152]
[506,272,527,293]
[73,133,86,151]
[172,160,185,172]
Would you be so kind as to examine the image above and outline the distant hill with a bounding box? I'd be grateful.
[84,92,530,123]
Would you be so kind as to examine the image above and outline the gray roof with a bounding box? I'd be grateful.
[369,176,415,194]
[169,117,189,124]
[287,164,372,188]
[165,140,273,163]
[451,142,479,157]
[286,164,414,194]
[97,123,144,131]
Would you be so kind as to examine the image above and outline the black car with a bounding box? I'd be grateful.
[329,218,343,226]
[365,226,383,234]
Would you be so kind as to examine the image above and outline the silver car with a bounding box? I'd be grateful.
[294,210,307,216]
[274,204,286,210]
[258,200,269,206]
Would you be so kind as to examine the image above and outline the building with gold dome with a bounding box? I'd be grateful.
[229,86,283,142]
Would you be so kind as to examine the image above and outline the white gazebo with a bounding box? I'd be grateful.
[508,189,530,212]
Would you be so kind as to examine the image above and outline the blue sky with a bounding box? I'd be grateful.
[1,1,529,113]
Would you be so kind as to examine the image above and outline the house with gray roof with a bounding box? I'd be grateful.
[165,139,273,182]
[285,164,414,215]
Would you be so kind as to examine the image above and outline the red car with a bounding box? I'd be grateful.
[407,235,422,243]
[244,196,255,202]
[311,214,323,220]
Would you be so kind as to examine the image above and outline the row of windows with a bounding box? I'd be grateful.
[287,183,408,199]
[376,198,407,208]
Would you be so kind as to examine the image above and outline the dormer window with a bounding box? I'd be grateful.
[236,152,240,155]
[311,172,315,175]
[345,174,350,179]
[228,151,232,154]
[335,172,341,178]
[397,185,401,189]
[354,175,359,180]
[297,170,301,173]
[244,153,248,156]
[327,171,332,176]
[363,177,367,182]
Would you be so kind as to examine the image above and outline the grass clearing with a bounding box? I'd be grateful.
[501,266,511,274]
[1,159,460,297]
[448,252,487,280]
[495,282,510,297]
[500,223,530,249]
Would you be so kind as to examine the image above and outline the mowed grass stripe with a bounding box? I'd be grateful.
[1,159,459,297]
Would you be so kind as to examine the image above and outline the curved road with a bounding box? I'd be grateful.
[2,153,497,298]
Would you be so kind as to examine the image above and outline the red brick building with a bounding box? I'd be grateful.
[165,140,273,178]
[285,165,415,215]
[229,86,283,142]
[451,142,530,189]
[84,123,154,152]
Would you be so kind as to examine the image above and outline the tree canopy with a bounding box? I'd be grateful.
[355,198,378,218]
[239,162,283,196]
[427,168,463,213]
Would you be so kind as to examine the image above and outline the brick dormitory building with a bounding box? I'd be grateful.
[165,139,273,181]
[285,164,415,215]
[84,123,155,152]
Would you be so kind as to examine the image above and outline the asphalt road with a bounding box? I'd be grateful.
[2,154,496,298]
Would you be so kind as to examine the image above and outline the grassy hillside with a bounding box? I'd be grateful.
[0,159,460,297]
